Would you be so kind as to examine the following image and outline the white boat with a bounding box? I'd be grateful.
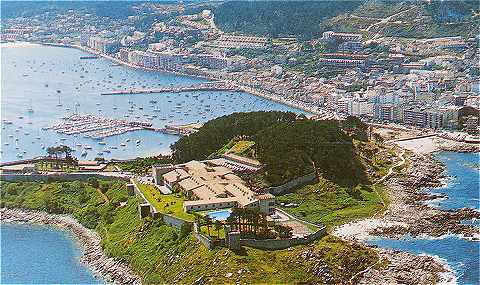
[4,142,9,146]
[27,99,34,113]
[81,151,87,157]
[109,146,118,149]
[84,145,92,150]
[120,143,126,147]
[125,139,130,142]
[98,141,107,145]
[8,135,13,138]
[136,140,141,144]
[56,95,62,107]
[97,152,104,156]
[103,149,111,153]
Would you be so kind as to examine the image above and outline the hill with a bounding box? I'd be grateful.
[171,111,391,187]
[212,0,480,39]
[1,180,379,284]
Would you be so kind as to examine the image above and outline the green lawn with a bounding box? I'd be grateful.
[200,225,225,239]
[135,182,194,222]
[276,179,388,229]
[215,139,255,157]
[228,140,255,155]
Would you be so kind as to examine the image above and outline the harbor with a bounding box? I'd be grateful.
[1,42,302,162]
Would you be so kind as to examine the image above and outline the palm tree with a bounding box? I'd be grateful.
[214,220,222,238]
[204,216,212,236]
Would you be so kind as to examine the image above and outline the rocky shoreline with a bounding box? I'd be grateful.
[373,152,479,240]
[334,150,479,284]
[1,208,141,285]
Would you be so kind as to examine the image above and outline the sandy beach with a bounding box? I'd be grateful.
[395,136,479,154]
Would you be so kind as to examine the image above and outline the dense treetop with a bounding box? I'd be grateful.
[171,111,369,187]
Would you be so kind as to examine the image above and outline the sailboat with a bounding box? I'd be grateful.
[56,94,63,107]
[27,99,34,113]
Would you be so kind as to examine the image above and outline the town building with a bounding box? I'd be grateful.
[322,31,362,42]
[210,35,269,49]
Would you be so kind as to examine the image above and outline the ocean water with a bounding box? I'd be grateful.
[368,152,480,285]
[1,42,302,162]
[0,223,102,284]
[425,152,479,211]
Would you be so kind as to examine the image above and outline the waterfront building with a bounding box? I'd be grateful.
[402,108,443,129]
[152,161,275,213]
[85,36,120,54]
[191,54,229,69]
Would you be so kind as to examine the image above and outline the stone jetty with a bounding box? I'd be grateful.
[1,208,141,285]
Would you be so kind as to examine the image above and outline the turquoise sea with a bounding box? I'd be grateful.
[0,223,102,284]
[368,152,480,285]
[0,43,302,163]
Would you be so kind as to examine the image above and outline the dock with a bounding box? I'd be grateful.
[80,56,99,59]
[47,114,153,139]
[100,81,238,95]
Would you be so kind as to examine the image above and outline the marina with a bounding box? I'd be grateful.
[46,114,152,139]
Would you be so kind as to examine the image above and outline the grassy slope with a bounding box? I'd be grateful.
[1,180,379,284]
[276,141,392,228]
[135,182,194,222]
[100,199,378,284]
[276,179,388,229]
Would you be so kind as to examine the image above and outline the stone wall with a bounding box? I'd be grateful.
[239,227,326,250]
[162,213,190,230]
[0,173,129,182]
[267,172,317,195]
[194,232,215,249]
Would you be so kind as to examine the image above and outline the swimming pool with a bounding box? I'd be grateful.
[207,209,232,221]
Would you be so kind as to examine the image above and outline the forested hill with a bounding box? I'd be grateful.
[212,1,361,39]
[171,111,369,187]
[213,0,480,39]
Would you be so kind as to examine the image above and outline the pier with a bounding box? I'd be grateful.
[46,114,153,139]
[101,81,238,95]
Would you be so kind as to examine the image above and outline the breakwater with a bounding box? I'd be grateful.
[101,81,238,95]
[1,208,141,285]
